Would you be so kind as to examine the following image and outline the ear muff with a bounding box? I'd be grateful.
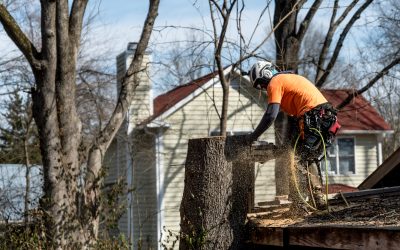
[261,67,274,80]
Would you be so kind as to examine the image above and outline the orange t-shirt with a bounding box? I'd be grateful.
[267,73,327,117]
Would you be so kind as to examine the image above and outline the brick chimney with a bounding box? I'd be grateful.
[116,42,153,127]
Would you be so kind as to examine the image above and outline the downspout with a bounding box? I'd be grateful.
[155,129,164,250]
[127,111,134,246]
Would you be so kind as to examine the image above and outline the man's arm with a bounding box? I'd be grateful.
[250,103,280,140]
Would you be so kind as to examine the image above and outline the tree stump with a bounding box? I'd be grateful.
[179,136,252,249]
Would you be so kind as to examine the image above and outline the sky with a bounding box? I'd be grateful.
[0,0,371,59]
[0,0,276,97]
[83,0,267,56]
[0,0,378,91]
[0,0,268,64]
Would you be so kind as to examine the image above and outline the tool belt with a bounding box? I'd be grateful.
[298,102,341,153]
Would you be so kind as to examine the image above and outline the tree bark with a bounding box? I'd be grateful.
[0,0,160,248]
[274,0,301,70]
[180,137,252,249]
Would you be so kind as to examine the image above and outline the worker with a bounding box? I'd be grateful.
[246,60,341,209]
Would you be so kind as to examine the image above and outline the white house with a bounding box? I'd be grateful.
[104,44,393,249]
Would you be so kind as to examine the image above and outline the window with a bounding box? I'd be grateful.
[323,137,355,175]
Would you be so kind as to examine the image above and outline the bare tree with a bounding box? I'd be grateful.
[276,0,400,109]
[207,0,239,135]
[152,31,211,94]
[207,0,278,135]
[271,0,400,90]
[0,1,160,248]
[365,0,400,156]
[155,1,295,136]
[367,77,400,157]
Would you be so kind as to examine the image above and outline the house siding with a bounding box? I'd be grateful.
[159,78,276,247]
[105,45,154,246]
[103,124,130,238]
[325,134,379,188]
[130,130,158,249]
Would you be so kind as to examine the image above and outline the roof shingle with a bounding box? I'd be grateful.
[321,89,391,131]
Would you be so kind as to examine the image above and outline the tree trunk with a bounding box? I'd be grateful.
[273,0,302,197]
[274,0,301,70]
[0,0,160,248]
[180,136,252,249]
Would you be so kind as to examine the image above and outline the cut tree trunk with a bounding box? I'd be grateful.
[179,136,253,249]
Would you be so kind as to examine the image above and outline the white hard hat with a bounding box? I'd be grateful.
[249,61,278,89]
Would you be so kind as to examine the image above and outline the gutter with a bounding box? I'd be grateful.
[339,130,394,135]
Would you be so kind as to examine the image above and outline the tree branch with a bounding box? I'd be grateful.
[210,0,224,16]
[0,4,41,70]
[69,0,89,55]
[247,0,302,63]
[333,0,359,28]
[316,0,373,87]
[93,0,160,154]
[336,56,400,110]
[296,0,322,41]
[314,0,339,82]
[315,0,359,83]
[208,0,237,135]
[56,0,71,73]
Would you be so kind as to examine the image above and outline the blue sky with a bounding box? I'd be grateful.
[0,1,376,78]
[85,0,266,55]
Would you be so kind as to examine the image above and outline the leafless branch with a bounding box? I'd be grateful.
[69,0,89,52]
[316,0,373,87]
[314,0,359,84]
[0,4,40,70]
[296,0,322,41]
[91,0,160,159]
[336,55,400,110]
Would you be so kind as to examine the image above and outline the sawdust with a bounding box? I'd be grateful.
[276,147,320,215]
[300,195,400,227]
[247,203,309,228]
[248,144,327,228]
[249,187,400,229]
[245,137,400,230]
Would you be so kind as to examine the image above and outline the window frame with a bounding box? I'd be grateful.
[324,136,356,176]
